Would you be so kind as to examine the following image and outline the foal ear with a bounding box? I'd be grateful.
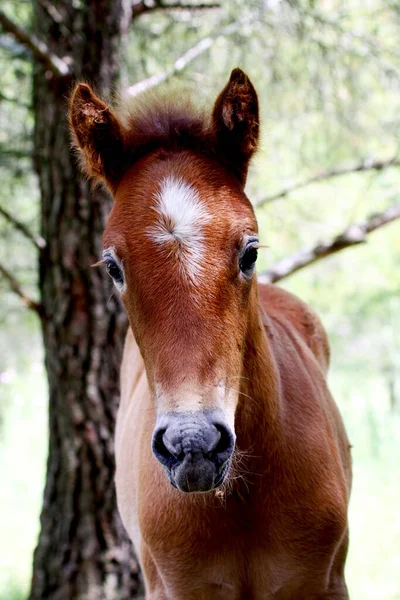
[69,83,125,183]
[212,68,259,185]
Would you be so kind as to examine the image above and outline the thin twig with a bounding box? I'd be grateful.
[0,10,71,77]
[254,157,400,208]
[131,0,220,20]
[0,262,42,315]
[0,204,46,250]
[259,202,400,284]
[37,0,72,39]
[125,19,241,97]
[0,91,30,107]
[37,0,65,24]
[0,148,32,160]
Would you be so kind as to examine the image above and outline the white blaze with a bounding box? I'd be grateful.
[149,176,211,281]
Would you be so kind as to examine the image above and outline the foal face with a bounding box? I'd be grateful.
[69,68,260,492]
[104,153,259,492]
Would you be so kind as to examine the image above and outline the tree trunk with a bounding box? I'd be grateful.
[29,1,142,598]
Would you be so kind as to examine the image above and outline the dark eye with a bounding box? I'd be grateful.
[106,260,124,285]
[239,245,258,275]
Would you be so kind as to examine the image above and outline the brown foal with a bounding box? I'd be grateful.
[70,68,352,599]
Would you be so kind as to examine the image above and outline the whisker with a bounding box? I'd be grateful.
[224,385,267,415]
[226,375,252,382]
[224,385,253,401]
[91,258,106,268]
[106,289,116,309]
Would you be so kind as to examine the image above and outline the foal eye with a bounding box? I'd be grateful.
[106,260,124,285]
[239,244,258,276]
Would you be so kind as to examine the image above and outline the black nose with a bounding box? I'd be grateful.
[152,410,235,491]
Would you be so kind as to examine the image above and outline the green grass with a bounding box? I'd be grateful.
[1,352,399,599]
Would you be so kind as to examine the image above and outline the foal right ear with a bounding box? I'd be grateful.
[212,68,259,186]
[69,83,126,183]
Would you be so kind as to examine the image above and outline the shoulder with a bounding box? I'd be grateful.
[258,283,330,374]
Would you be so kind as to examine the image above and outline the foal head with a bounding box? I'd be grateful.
[70,69,260,493]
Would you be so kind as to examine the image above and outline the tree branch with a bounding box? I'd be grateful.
[0,262,42,315]
[131,1,220,20]
[0,10,71,77]
[255,157,400,208]
[0,205,46,250]
[259,202,400,284]
[0,148,32,160]
[0,91,30,107]
[125,19,241,97]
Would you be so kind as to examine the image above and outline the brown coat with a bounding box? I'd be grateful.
[115,283,351,599]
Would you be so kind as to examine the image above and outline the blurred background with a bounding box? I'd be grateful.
[0,1,399,599]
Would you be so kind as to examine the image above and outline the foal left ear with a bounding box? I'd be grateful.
[212,68,259,186]
[69,83,126,184]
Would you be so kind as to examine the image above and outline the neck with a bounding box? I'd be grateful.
[234,286,281,463]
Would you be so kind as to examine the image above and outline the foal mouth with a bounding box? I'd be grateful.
[168,455,232,493]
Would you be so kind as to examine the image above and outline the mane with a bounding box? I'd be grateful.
[117,92,218,166]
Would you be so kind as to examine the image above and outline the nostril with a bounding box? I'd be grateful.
[153,427,166,448]
[211,424,234,463]
[152,428,180,469]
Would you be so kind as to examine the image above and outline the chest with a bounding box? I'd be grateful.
[140,480,336,592]
[140,528,330,600]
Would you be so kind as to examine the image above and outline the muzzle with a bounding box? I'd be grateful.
[152,409,235,493]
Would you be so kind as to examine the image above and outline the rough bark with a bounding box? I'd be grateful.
[29,1,142,598]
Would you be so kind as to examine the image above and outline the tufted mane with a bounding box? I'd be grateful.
[118,93,216,166]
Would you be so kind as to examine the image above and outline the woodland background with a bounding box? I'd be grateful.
[0,0,399,599]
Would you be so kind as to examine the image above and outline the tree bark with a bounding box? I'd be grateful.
[29,1,142,598]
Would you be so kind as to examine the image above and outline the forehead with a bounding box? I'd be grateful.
[105,151,257,249]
